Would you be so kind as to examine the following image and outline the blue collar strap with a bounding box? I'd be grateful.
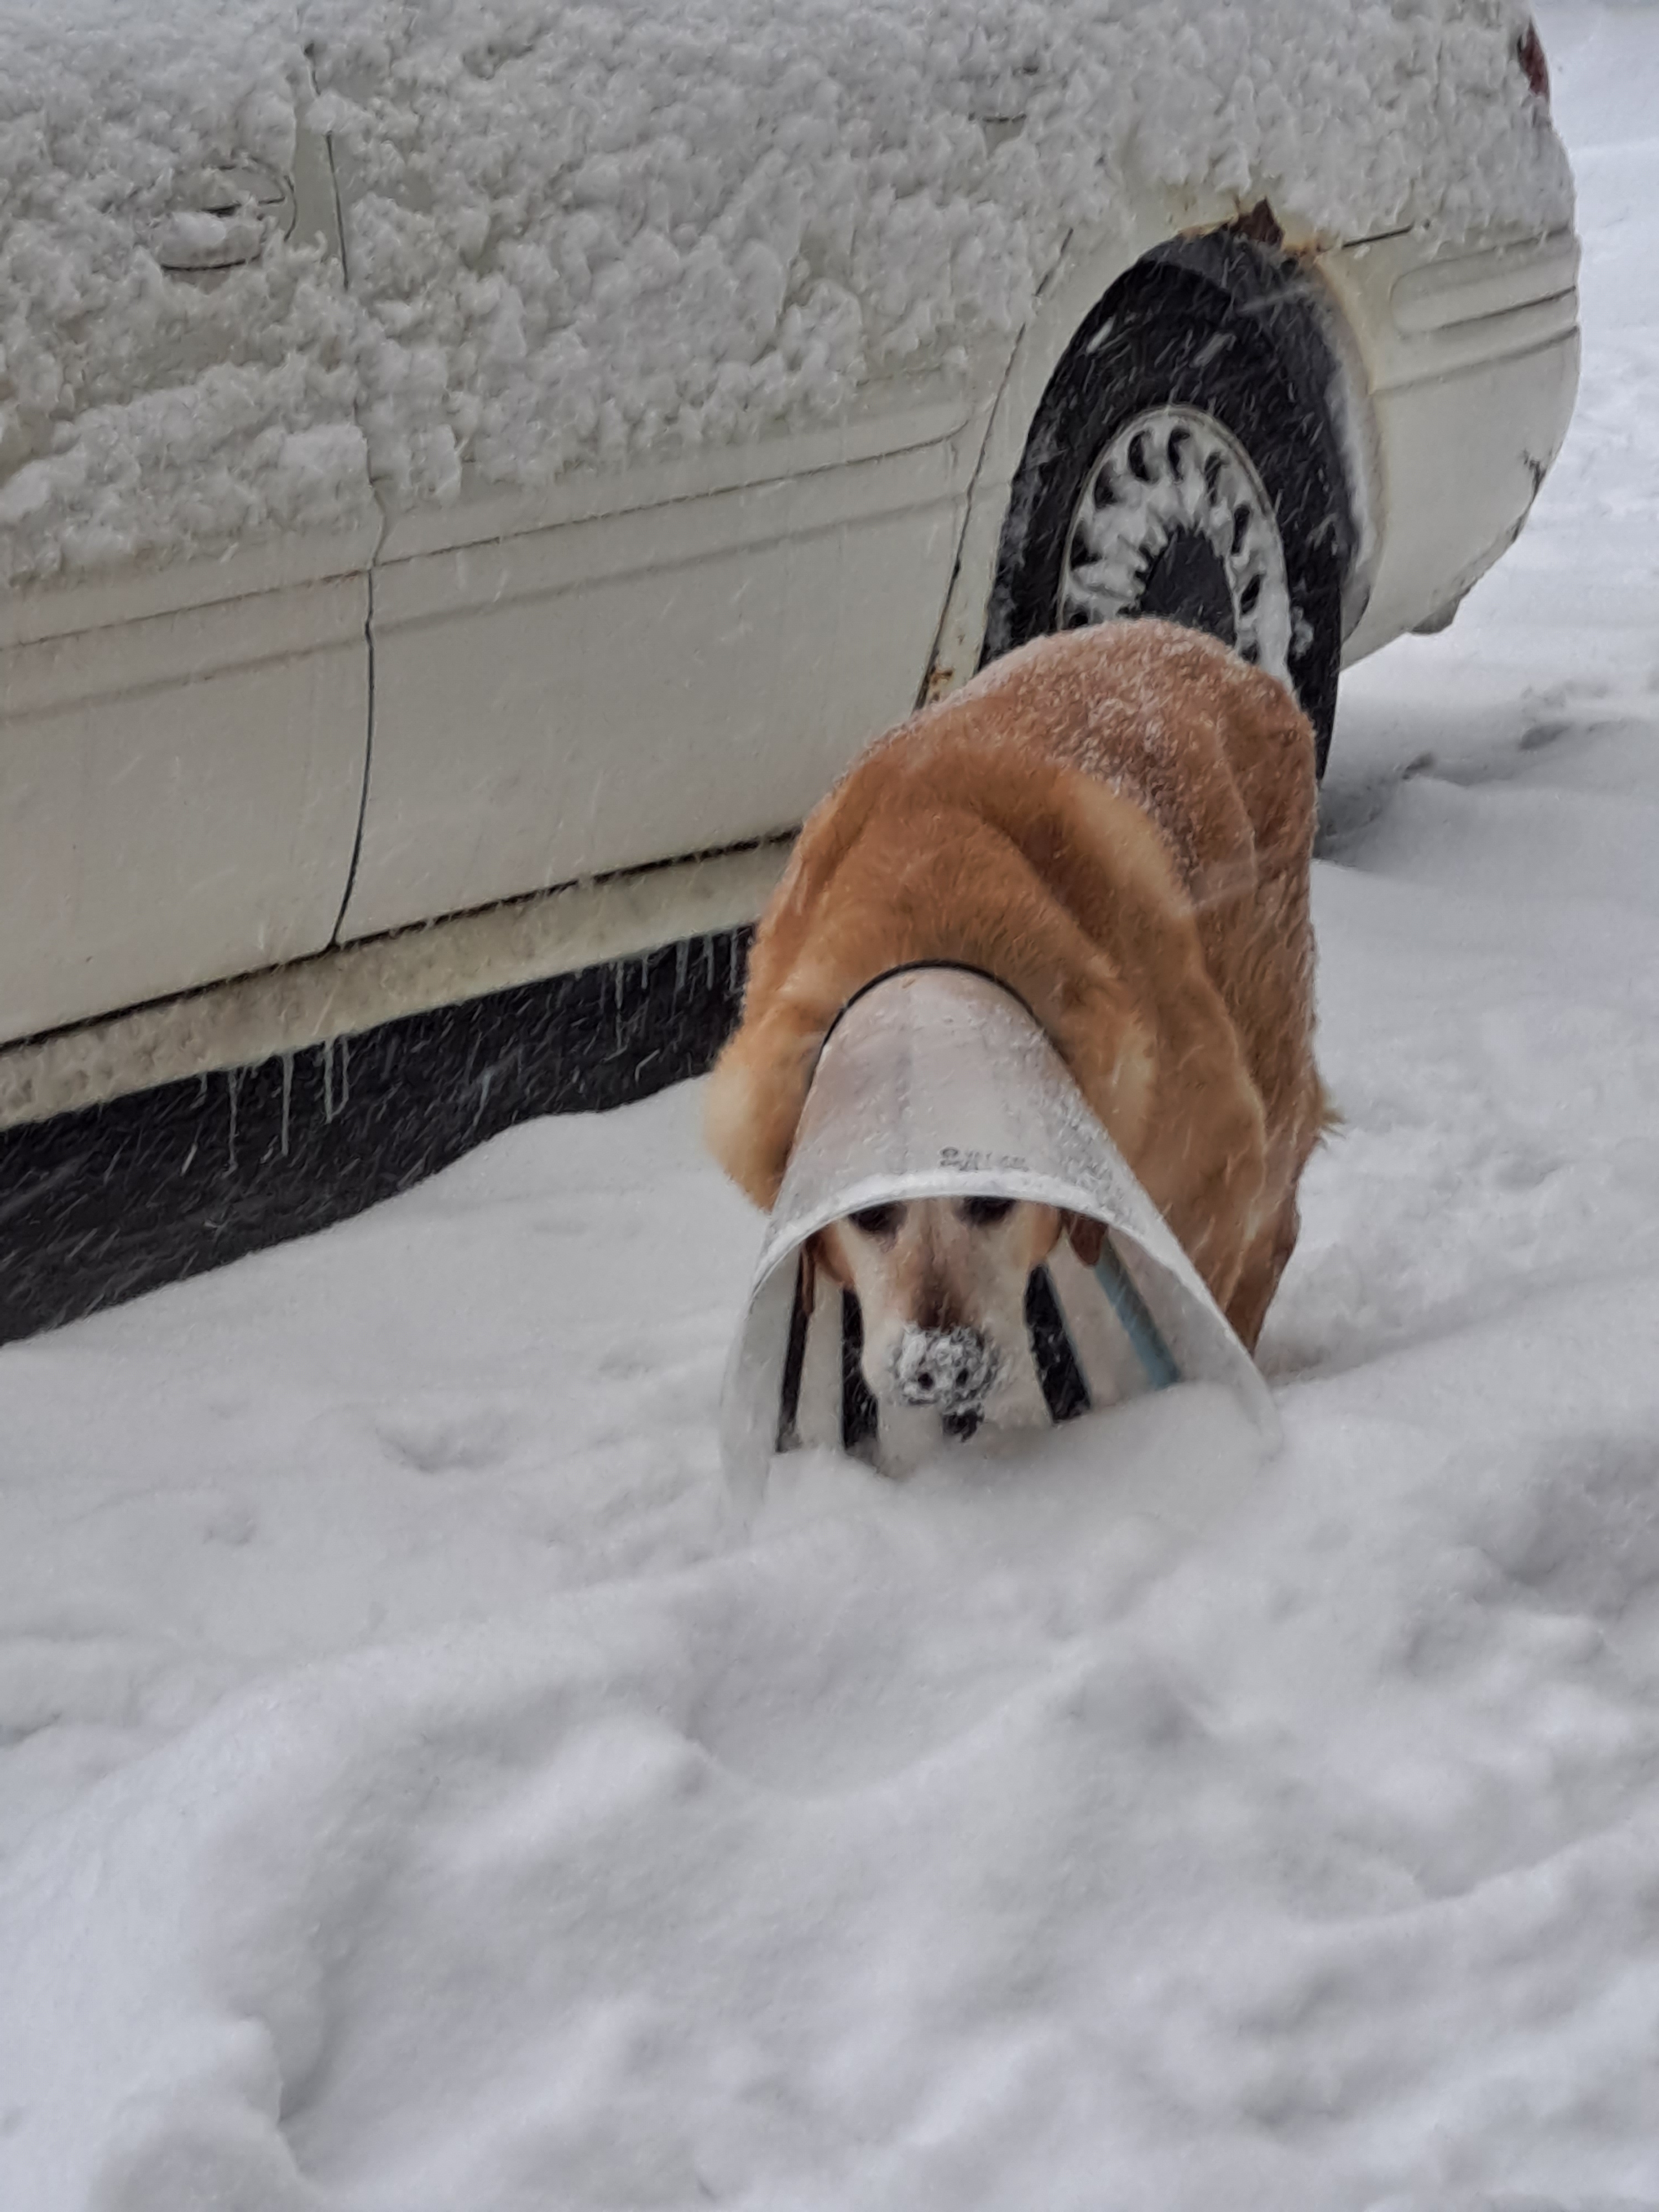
[1093,1237,1181,1391]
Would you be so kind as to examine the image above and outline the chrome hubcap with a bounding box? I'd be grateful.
[1058,405,1293,685]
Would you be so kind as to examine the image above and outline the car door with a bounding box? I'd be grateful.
[315,23,1005,945]
[0,105,376,1049]
[336,386,984,941]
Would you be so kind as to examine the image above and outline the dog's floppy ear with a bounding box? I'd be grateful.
[1063,1211,1107,1267]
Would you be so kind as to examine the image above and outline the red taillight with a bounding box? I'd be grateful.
[1518,19,1551,106]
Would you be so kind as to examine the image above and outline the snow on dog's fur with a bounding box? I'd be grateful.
[707,620,1327,1417]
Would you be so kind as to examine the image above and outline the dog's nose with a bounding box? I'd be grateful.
[894,1326,997,1413]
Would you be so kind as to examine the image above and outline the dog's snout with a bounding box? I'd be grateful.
[894,1325,997,1414]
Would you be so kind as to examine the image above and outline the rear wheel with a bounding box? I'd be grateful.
[984,259,1352,770]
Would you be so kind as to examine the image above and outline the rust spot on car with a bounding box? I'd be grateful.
[1234,199,1284,249]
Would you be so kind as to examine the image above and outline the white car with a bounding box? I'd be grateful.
[0,0,1577,1328]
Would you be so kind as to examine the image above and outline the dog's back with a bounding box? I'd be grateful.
[708,619,1323,1347]
[972,619,1321,1181]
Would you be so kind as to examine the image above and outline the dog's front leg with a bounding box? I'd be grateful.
[1217,1188,1300,1353]
[1131,1000,1270,1330]
[1150,1106,1269,1325]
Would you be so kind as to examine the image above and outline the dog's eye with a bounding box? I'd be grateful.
[959,1196,1016,1227]
[849,1203,904,1238]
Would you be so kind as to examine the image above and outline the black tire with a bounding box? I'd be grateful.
[983,248,1353,772]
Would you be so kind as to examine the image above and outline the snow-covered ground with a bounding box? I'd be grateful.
[3,5,1657,2203]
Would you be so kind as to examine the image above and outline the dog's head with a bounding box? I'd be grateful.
[809,1198,1105,1435]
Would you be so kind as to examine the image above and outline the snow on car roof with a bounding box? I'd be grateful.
[0,0,1572,587]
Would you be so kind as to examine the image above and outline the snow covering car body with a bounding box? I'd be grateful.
[0,0,1578,1329]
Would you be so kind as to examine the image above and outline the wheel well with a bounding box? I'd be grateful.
[989,223,1364,652]
[1140,228,1362,604]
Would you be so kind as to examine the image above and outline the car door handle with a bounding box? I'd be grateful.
[149,160,296,274]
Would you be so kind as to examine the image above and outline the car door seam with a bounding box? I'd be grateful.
[331,567,375,946]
